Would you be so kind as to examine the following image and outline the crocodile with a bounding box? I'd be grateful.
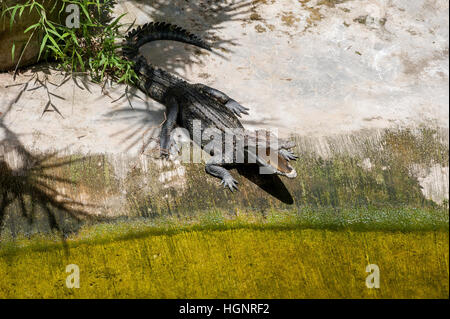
[122,22,297,191]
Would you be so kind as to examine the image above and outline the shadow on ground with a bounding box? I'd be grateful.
[0,94,102,239]
[123,0,257,77]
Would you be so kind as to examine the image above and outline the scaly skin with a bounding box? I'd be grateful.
[123,22,297,191]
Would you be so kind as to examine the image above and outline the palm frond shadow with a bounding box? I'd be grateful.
[125,0,258,77]
[0,104,103,240]
[105,0,263,152]
[104,104,166,153]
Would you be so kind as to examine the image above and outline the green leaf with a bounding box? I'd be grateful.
[32,2,44,11]
[38,34,49,60]
[99,54,106,66]
[109,13,127,29]
[49,0,59,14]
[9,5,19,30]
[58,2,66,15]
[24,22,40,34]
[79,3,92,23]
[60,32,71,39]
[70,33,80,46]
[47,35,63,55]
[19,6,25,18]
[75,50,85,71]
[47,28,62,39]
[47,45,63,57]
[11,42,16,61]
[46,20,57,31]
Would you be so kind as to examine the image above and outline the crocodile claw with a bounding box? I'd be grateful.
[160,148,170,159]
[169,137,181,155]
[159,136,180,159]
[279,149,298,161]
[220,176,239,192]
[226,99,250,118]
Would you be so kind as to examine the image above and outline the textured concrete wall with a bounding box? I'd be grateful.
[0,0,448,217]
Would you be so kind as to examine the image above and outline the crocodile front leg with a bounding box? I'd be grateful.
[205,155,239,192]
[279,149,298,161]
[278,140,298,161]
[159,96,179,158]
[193,83,249,117]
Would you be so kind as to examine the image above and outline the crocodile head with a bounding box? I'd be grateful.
[254,148,297,179]
[243,130,297,179]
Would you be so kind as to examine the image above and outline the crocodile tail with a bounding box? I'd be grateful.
[123,22,212,60]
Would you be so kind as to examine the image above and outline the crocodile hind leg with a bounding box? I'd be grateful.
[159,96,179,158]
[205,155,239,192]
[193,83,249,117]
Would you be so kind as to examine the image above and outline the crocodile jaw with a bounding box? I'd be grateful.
[261,163,297,179]
[276,165,297,179]
[283,168,297,179]
[256,155,298,179]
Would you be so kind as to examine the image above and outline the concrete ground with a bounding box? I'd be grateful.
[1,0,448,154]
[0,0,448,206]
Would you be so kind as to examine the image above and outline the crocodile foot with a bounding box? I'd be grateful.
[160,148,170,159]
[220,175,239,192]
[225,99,249,118]
[279,148,298,161]
[159,136,180,159]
